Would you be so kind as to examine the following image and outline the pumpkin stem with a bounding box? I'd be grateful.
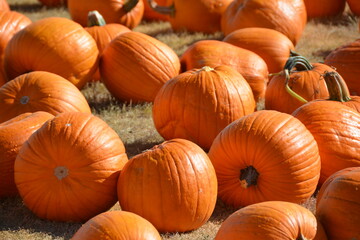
[284,55,314,72]
[147,0,175,16]
[285,69,308,103]
[54,166,69,180]
[323,71,351,102]
[123,0,140,13]
[87,10,106,27]
[239,166,259,188]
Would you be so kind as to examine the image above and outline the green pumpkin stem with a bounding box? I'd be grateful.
[323,71,351,102]
[123,0,140,13]
[87,10,106,27]
[285,69,308,103]
[239,166,259,188]
[147,0,175,16]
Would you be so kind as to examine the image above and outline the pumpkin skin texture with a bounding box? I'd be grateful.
[215,201,318,240]
[4,17,99,89]
[208,110,320,208]
[180,40,269,105]
[0,111,54,198]
[72,211,162,240]
[223,27,295,74]
[14,112,128,222]
[316,167,360,239]
[100,31,180,103]
[303,0,346,18]
[0,71,91,124]
[142,0,168,21]
[67,0,144,29]
[152,65,256,151]
[221,0,307,45]
[324,39,360,96]
[292,101,360,185]
[118,138,218,233]
[347,0,360,16]
[0,11,32,86]
[265,56,332,114]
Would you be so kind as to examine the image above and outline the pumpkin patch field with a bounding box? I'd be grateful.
[1,0,360,239]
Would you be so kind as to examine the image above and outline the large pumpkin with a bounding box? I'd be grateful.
[100,31,180,103]
[223,27,295,74]
[0,71,91,123]
[14,112,128,222]
[216,201,318,240]
[303,0,346,18]
[0,111,54,198]
[67,0,144,29]
[146,0,232,33]
[72,211,162,240]
[221,0,307,45]
[117,138,218,233]
[208,110,321,208]
[0,11,32,86]
[316,167,360,239]
[152,65,256,150]
[4,17,99,89]
[180,40,269,106]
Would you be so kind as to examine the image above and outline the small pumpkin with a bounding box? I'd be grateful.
[0,71,91,123]
[4,17,99,89]
[14,112,128,222]
[100,31,180,103]
[72,211,162,240]
[316,167,360,239]
[118,138,218,233]
[303,0,346,18]
[152,65,256,150]
[0,111,54,198]
[208,110,321,208]
[67,0,144,29]
[215,201,318,240]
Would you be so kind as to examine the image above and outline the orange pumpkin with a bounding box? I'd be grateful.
[142,0,168,21]
[265,55,333,114]
[208,110,320,208]
[216,201,318,240]
[292,100,360,185]
[14,112,128,222]
[180,40,269,106]
[152,65,256,150]
[0,111,54,198]
[0,71,91,123]
[316,167,360,239]
[0,11,32,86]
[100,31,180,103]
[223,27,295,74]
[4,17,99,89]
[67,0,144,29]
[72,211,162,240]
[118,138,218,233]
[347,0,360,16]
[303,0,346,18]
[38,0,67,6]
[221,0,307,45]
[147,0,232,33]
[85,11,131,82]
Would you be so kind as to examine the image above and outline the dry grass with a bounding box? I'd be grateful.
[1,0,360,239]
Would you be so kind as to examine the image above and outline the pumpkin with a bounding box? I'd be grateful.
[208,110,320,208]
[316,167,360,239]
[265,55,333,114]
[0,0,9,11]
[38,0,67,6]
[152,65,256,151]
[117,138,218,233]
[0,71,91,123]
[85,11,131,82]
[215,201,318,240]
[72,211,162,240]
[14,112,128,222]
[180,40,269,106]
[303,0,346,18]
[347,0,360,16]
[146,0,232,33]
[142,0,168,21]
[221,0,307,45]
[67,0,144,29]
[0,11,32,86]
[292,99,360,185]
[223,27,295,74]
[0,111,54,198]
[4,17,99,89]
[100,31,180,103]
[324,39,360,95]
